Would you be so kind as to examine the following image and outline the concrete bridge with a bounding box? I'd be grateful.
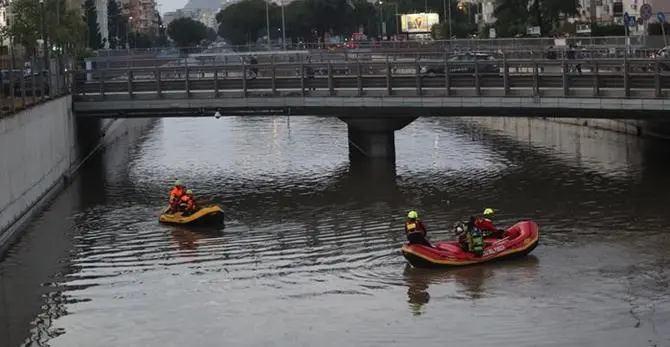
[72,57,670,159]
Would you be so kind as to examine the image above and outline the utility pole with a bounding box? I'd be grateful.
[265,0,271,49]
[448,0,452,39]
[281,0,286,50]
[40,0,48,72]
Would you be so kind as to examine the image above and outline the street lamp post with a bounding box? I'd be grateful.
[442,0,452,39]
[379,2,399,37]
[39,0,49,73]
[127,16,132,51]
[265,0,271,49]
[377,1,387,37]
[448,0,452,39]
[280,0,286,50]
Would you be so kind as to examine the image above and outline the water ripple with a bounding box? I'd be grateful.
[3,116,670,347]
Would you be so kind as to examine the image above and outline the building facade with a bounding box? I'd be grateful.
[473,0,668,26]
[123,0,159,34]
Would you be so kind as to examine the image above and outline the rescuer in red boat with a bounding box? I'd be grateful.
[405,210,432,247]
[456,216,484,255]
[475,208,505,238]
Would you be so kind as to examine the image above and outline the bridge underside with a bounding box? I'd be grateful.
[72,95,670,120]
[72,94,670,160]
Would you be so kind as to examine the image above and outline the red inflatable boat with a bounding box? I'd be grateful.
[401,220,539,268]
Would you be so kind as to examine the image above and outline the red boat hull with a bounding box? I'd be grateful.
[401,220,540,268]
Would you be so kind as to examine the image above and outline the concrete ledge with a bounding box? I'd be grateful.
[73,95,670,119]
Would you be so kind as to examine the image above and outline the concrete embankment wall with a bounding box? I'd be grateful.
[455,116,651,176]
[0,97,154,256]
[509,117,670,140]
[457,116,670,141]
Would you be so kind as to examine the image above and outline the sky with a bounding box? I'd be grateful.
[159,0,189,14]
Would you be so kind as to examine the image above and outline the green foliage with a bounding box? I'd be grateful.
[167,17,209,47]
[493,0,528,37]
[8,0,86,54]
[216,0,278,45]
[431,21,477,39]
[83,0,103,49]
[591,24,625,36]
[107,0,123,49]
[216,0,376,45]
[493,0,579,37]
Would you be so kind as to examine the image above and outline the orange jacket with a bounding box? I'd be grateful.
[169,187,185,204]
[179,194,196,210]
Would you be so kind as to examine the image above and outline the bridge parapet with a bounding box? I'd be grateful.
[72,55,670,161]
[73,56,670,117]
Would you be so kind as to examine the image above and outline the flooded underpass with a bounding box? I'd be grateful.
[1,116,669,347]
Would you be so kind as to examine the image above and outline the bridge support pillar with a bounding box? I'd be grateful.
[339,116,417,160]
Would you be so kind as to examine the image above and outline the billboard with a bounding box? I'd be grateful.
[401,13,440,33]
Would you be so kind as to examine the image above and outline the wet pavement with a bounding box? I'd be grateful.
[1,116,669,347]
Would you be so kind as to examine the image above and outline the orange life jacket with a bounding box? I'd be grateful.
[179,194,195,210]
[169,187,185,203]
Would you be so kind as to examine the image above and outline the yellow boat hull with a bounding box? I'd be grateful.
[159,205,225,225]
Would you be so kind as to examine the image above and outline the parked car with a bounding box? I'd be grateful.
[1,69,23,95]
[1,69,50,97]
[419,52,500,77]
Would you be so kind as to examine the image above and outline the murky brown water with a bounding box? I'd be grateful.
[1,116,670,347]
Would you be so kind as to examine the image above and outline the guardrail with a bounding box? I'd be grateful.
[74,58,670,101]
[92,35,665,56]
[1,69,73,118]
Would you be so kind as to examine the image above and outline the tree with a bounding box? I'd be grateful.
[167,17,209,47]
[540,0,580,33]
[216,0,376,46]
[8,0,86,54]
[107,0,122,48]
[493,0,529,37]
[129,32,152,48]
[83,0,103,49]
[493,0,579,37]
[217,0,278,46]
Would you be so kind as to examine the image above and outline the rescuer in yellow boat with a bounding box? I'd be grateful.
[405,210,431,247]
[178,190,198,215]
[168,180,187,213]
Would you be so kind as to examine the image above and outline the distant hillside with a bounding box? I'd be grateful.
[183,0,221,9]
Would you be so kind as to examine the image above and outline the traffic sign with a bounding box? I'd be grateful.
[623,12,636,27]
[640,3,652,21]
[658,12,666,23]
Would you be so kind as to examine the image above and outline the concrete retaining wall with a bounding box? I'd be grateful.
[0,97,78,252]
[0,97,155,257]
[454,116,647,177]
[538,118,644,137]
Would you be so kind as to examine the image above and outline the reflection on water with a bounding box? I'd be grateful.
[403,256,540,316]
[1,116,670,347]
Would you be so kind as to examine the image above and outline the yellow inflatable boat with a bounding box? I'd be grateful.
[159,205,225,226]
